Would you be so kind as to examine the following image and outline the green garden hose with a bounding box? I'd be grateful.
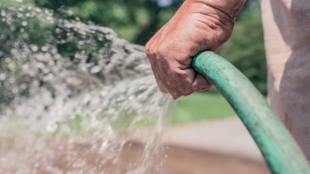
[192,51,310,174]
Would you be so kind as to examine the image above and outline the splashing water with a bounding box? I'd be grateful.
[0,3,176,174]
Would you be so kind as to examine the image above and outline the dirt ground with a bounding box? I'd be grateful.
[0,140,270,174]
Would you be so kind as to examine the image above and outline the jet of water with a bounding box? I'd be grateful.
[0,3,176,173]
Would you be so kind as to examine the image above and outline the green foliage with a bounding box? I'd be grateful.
[218,11,267,95]
[32,0,260,44]
[34,0,182,44]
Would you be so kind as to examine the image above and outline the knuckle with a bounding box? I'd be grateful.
[145,51,152,59]
[176,70,186,77]
[145,43,151,52]
[145,43,154,58]
[156,45,168,58]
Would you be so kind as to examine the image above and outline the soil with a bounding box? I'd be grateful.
[0,140,270,174]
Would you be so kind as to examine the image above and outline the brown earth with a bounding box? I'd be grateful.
[0,140,270,174]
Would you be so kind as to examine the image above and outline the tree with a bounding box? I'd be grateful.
[33,0,182,44]
[33,0,260,45]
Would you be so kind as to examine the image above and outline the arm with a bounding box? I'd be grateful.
[145,0,246,99]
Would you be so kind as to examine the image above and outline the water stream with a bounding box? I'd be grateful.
[0,3,176,174]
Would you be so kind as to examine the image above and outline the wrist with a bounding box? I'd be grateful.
[186,0,246,20]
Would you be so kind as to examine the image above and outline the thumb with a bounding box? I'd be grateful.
[191,73,212,91]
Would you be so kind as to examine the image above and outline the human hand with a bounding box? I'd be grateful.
[145,0,245,99]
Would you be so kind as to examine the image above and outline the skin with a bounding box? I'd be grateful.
[145,0,246,99]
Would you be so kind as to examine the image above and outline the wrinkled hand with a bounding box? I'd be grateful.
[145,0,245,99]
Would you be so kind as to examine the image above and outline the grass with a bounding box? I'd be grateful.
[172,90,236,124]
[134,88,237,127]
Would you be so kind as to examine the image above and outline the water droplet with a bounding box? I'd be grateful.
[0,73,6,80]
[5,58,11,63]
[22,21,27,26]
[31,45,38,52]
[90,66,101,73]
[1,11,6,17]
[46,122,58,133]
[34,163,40,168]
[41,46,48,52]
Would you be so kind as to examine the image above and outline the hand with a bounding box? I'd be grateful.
[145,0,245,99]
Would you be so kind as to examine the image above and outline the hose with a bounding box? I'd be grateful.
[192,51,310,174]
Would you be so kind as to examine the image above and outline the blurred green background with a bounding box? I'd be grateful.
[1,0,265,124]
